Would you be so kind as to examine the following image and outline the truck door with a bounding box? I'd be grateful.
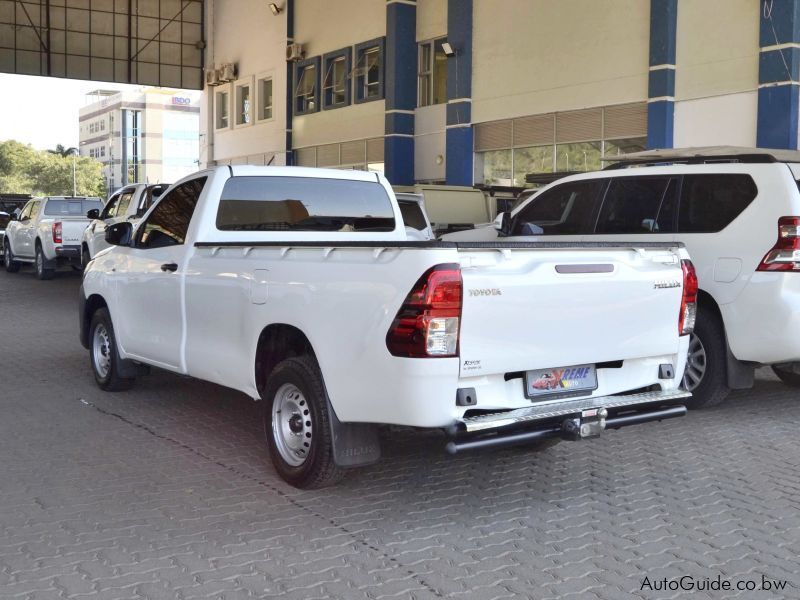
[114,177,207,369]
[19,200,41,257]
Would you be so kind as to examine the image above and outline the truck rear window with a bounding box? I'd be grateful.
[44,199,103,216]
[216,176,395,232]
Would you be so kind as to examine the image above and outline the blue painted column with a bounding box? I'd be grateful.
[385,0,416,185]
[757,0,800,149]
[445,0,473,185]
[285,0,295,165]
[647,0,677,149]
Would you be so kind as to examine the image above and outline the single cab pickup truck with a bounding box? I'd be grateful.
[79,166,695,488]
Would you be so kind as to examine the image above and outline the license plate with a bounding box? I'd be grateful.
[524,364,597,400]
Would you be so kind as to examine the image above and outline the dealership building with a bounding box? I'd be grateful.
[78,88,201,192]
[200,0,791,187]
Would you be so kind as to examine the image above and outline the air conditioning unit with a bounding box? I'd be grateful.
[205,67,220,87]
[286,43,305,62]
[219,63,237,82]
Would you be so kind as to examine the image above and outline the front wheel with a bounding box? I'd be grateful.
[263,356,344,489]
[681,309,730,408]
[81,245,91,270]
[90,307,135,391]
[3,240,20,273]
[772,364,800,387]
[34,244,54,280]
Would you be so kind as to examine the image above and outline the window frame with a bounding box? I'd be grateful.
[294,56,321,115]
[417,37,448,107]
[354,38,385,104]
[322,47,352,110]
[591,175,679,235]
[234,77,254,128]
[256,72,275,122]
[135,177,208,249]
[215,85,231,130]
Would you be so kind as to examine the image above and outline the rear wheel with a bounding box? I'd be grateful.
[81,244,91,270]
[34,244,54,280]
[264,356,344,489]
[90,307,135,391]
[3,240,20,273]
[772,364,800,387]
[681,309,729,408]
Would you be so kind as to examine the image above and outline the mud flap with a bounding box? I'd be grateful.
[327,398,381,468]
[726,345,754,390]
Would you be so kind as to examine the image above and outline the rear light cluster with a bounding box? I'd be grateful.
[757,216,800,271]
[52,222,62,244]
[386,264,462,357]
[679,259,698,336]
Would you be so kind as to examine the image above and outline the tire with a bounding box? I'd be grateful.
[89,307,135,391]
[772,364,800,387]
[34,243,54,280]
[3,240,20,273]
[681,308,730,408]
[263,356,344,489]
[81,245,91,270]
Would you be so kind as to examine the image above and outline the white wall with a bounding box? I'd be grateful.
[472,0,650,124]
[674,92,757,147]
[417,0,447,42]
[415,104,446,182]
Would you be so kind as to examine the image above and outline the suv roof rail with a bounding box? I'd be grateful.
[601,146,800,170]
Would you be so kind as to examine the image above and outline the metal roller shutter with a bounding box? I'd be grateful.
[603,102,647,139]
[555,108,603,143]
[295,147,316,167]
[341,140,366,165]
[474,120,513,151]
[367,137,385,162]
[513,113,555,147]
[316,143,340,167]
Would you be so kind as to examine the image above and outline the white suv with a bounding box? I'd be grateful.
[445,147,800,408]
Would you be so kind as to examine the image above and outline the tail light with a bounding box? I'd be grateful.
[52,222,62,244]
[679,259,698,336]
[386,264,462,357]
[757,216,800,271]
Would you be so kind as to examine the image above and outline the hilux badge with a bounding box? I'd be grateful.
[654,280,680,289]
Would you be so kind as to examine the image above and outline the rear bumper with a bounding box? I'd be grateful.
[55,244,81,261]
[445,388,690,454]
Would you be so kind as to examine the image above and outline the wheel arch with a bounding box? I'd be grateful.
[80,293,108,349]
[254,324,317,398]
[696,288,753,390]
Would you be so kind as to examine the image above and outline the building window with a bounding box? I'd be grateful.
[323,49,351,109]
[100,146,106,158]
[215,89,230,129]
[257,76,273,120]
[418,38,448,107]
[235,80,252,126]
[100,120,105,131]
[294,58,320,115]
[354,38,384,103]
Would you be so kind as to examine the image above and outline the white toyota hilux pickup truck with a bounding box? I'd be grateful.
[79,166,695,488]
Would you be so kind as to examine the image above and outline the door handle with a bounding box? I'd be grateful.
[161,262,178,272]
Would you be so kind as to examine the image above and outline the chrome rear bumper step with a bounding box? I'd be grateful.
[451,389,692,434]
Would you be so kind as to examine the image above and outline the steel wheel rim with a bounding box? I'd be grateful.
[92,323,112,379]
[271,383,312,467]
[682,333,706,391]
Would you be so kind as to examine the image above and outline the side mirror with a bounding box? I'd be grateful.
[105,221,133,246]
[87,209,100,220]
[493,212,511,236]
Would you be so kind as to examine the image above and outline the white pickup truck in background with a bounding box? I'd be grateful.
[81,183,169,267]
[4,196,103,279]
[79,166,694,488]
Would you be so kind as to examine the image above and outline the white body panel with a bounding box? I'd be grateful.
[82,166,690,428]
[446,162,800,366]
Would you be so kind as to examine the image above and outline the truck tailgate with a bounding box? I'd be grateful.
[458,245,684,377]
[43,218,89,245]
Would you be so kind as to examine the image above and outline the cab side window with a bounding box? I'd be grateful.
[29,201,41,220]
[18,202,33,221]
[137,177,207,249]
[595,177,678,234]
[678,174,757,233]
[116,191,134,217]
[101,194,120,219]
[511,180,605,236]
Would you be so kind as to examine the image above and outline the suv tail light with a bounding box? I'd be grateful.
[52,222,62,244]
[679,259,698,336]
[386,264,462,357]
[757,216,800,271]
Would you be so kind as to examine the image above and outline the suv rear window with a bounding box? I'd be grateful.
[511,180,605,235]
[595,177,678,234]
[44,199,103,216]
[678,174,757,233]
[216,176,395,232]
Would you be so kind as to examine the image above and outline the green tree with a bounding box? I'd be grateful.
[0,140,106,197]
[47,144,78,157]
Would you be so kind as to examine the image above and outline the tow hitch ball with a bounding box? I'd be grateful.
[562,408,608,440]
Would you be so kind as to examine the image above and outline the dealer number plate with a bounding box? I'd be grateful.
[524,364,597,401]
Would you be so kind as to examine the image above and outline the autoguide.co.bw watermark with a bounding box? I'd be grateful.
[640,574,789,593]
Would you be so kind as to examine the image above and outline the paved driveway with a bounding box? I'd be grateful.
[1,268,798,599]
